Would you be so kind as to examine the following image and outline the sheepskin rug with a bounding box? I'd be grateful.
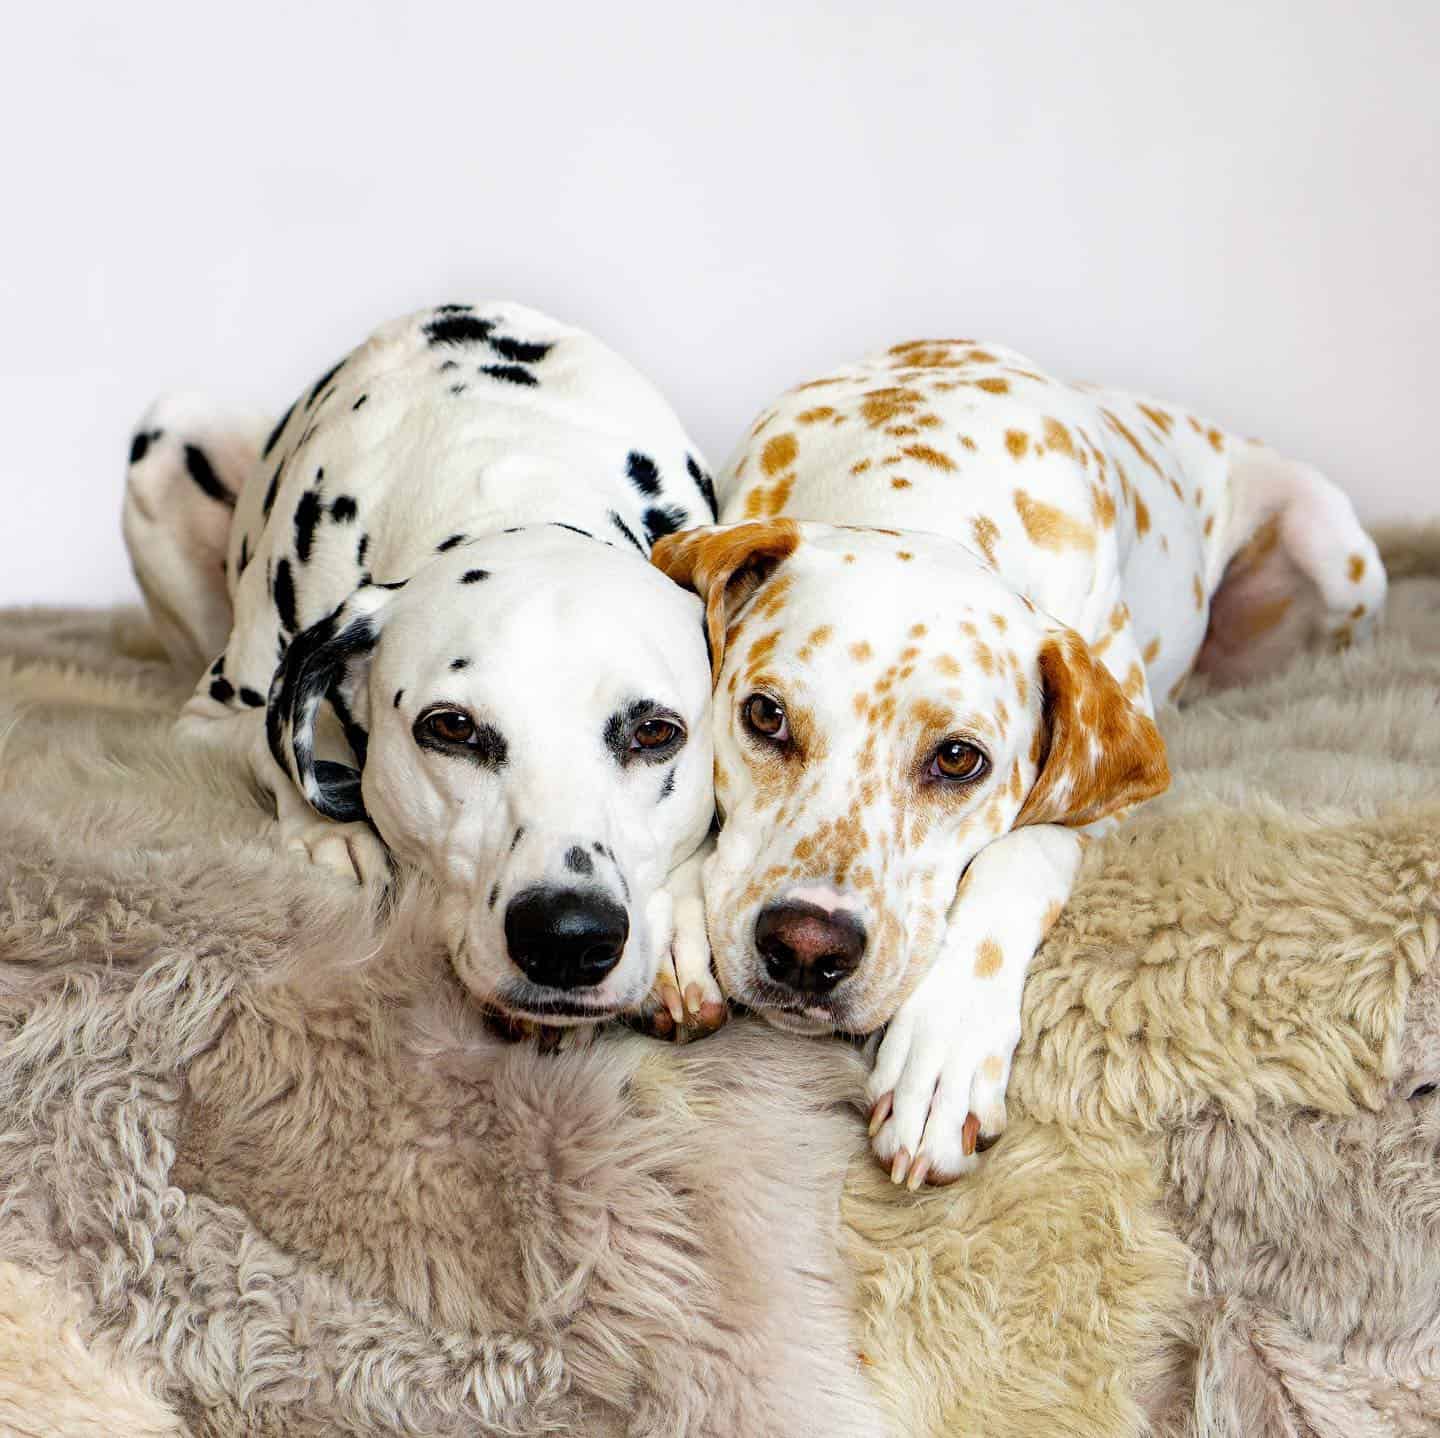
[2,528,1438,1437]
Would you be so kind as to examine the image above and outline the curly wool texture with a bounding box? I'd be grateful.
[1,525,1439,1436]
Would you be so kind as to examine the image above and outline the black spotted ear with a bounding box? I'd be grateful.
[266,586,391,823]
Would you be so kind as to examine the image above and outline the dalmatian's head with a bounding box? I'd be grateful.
[268,527,713,1023]
[653,519,1167,1035]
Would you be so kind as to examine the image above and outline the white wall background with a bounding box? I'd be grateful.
[2,0,1436,608]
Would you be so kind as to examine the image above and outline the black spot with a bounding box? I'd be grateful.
[461,569,489,584]
[438,359,459,373]
[437,533,467,551]
[308,359,345,407]
[502,526,524,534]
[210,653,226,676]
[592,841,609,858]
[643,504,688,544]
[488,882,500,910]
[449,383,468,396]
[658,769,676,802]
[273,558,298,633]
[1413,1083,1437,1098]
[450,657,470,671]
[564,845,594,876]
[129,429,159,465]
[552,522,593,539]
[184,444,234,507]
[626,451,661,496]
[209,677,235,704]
[609,510,647,554]
[261,402,295,459]
[488,334,552,364]
[394,689,404,708]
[357,533,370,566]
[425,313,495,347]
[239,687,264,708]
[330,495,358,524]
[478,363,537,387]
[238,534,250,574]
[294,488,324,562]
[511,826,526,852]
[687,454,719,519]
[262,467,282,519]
[352,394,368,411]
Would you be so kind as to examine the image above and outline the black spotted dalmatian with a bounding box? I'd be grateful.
[122,303,724,1030]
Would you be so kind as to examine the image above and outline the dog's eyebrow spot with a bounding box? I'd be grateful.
[564,845,594,875]
[511,826,526,852]
[393,689,404,708]
[450,657,470,671]
[461,569,490,584]
[437,533,467,551]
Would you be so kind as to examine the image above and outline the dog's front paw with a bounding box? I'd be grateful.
[280,814,390,886]
[641,882,727,1040]
[865,974,1018,1189]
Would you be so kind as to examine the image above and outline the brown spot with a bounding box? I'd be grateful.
[890,477,912,490]
[796,406,837,424]
[974,939,1004,978]
[897,551,914,562]
[973,642,995,675]
[975,376,1010,395]
[843,553,856,564]
[1014,490,1095,553]
[1348,553,1366,582]
[971,516,1000,567]
[1206,426,1225,453]
[1193,574,1205,610]
[959,435,978,452]
[1090,482,1117,529]
[1101,409,1165,480]
[990,612,1007,632]
[981,1055,1005,1081]
[1014,671,1028,706]
[1168,477,1185,502]
[1350,603,1366,619]
[909,623,927,638]
[761,433,798,477]
[742,473,795,519]
[1235,595,1293,643]
[851,458,872,476]
[1134,494,1151,537]
[1203,514,1215,537]
[860,387,925,428]
[935,654,960,677]
[1142,637,1161,664]
[1137,403,1174,435]
[1005,429,1030,460]
[900,442,956,471]
[1122,662,1146,701]
[1041,417,1075,458]
[849,641,873,662]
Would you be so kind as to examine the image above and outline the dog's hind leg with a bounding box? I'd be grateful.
[1195,444,1386,686]
[122,393,268,675]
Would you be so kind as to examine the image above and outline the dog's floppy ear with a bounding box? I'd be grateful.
[266,584,394,823]
[651,520,802,673]
[1016,628,1170,829]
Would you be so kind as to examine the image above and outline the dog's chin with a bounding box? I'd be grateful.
[754,1006,838,1037]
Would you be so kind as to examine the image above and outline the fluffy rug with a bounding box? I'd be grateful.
[1,528,1438,1436]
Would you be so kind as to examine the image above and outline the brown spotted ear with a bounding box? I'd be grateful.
[1016,629,1170,828]
[650,520,802,674]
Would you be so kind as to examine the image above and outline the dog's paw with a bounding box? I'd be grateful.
[864,975,1018,1189]
[280,814,390,886]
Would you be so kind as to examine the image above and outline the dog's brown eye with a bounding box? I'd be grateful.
[744,693,789,742]
[632,718,680,750]
[424,709,475,745]
[931,740,987,782]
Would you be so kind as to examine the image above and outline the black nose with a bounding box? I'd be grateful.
[754,900,867,995]
[504,887,629,990]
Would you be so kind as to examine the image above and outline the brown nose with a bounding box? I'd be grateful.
[754,900,867,995]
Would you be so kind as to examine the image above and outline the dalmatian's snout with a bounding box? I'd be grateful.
[754,898,867,996]
[503,885,630,990]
